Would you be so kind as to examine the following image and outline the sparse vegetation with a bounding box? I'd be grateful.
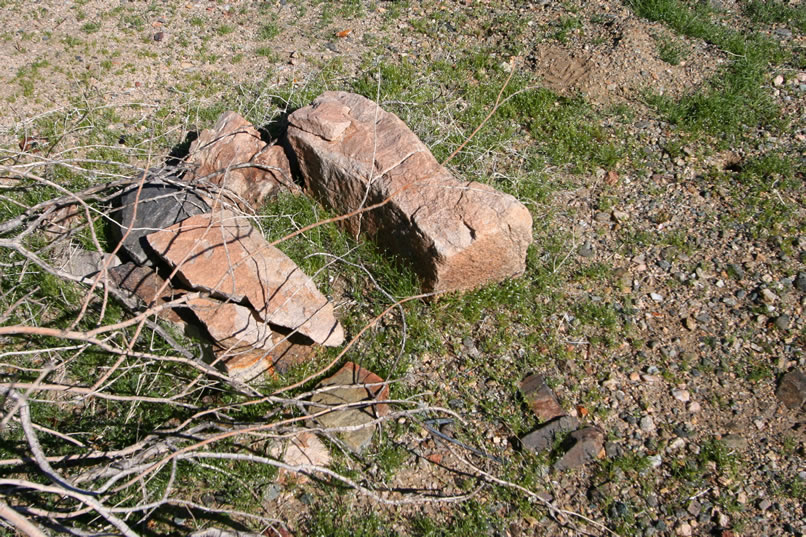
[0,1,804,536]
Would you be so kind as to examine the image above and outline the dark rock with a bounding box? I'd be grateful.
[520,415,579,453]
[520,374,565,422]
[553,426,605,471]
[795,272,806,293]
[111,180,209,266]
[775,314,791,330]
[776,369,806,410]
[578,242,595,258]
[153,31,164,42]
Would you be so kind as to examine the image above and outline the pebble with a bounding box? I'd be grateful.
[795,272,806,293]
[153,31,165,42]
[640,415,655,433]
[676,522,692,536]
[773,75,784,86]
[760,288,778,303]
[648,454,662,468]
[578,242,595,258]
[672,389,691,403]
[669,437,686,450]
[650,292,664,302]
[688,401,701,413]
[775,314,790,330]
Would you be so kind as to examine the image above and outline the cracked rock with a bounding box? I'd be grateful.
[146,210,344,346]
[286,91,532,293]
[186,111,293,209]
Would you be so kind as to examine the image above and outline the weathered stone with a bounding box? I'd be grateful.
[107,262,183,323]
[186,297,274,352]
[553,426,605,471]
[146,210,343,346]
[270,432,331,483]
[776,368,806,410]
[520,415,579,453]
[286,91,532,293]
[186,111,292,209]
[520,374,565,422]
[309,361,390,452]
[111,181,210,266]
[58,249,121,281]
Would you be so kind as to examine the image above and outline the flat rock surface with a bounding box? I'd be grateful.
[146,210,344,346]
[309,361,389,452]
[287,91,533,293]
[520,415,580,453]
[111,180,210,266]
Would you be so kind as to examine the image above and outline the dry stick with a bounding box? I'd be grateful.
[0,501,49,537]
[0,479,138,537]
[8,388,97,496]
[0,382,196,407]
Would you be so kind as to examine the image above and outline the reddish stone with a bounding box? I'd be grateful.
[286,91,532,293]
[186,111,292,209]
[146,210,343,346]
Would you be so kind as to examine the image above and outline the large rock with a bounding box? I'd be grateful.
[145,210,344,346]
[186,111,292,209]
[308,361,390,452]
[111,181,210,266]
[286,91,532,293]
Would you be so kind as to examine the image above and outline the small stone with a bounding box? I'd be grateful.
[553,426,605,471]
[153,31,164,42]
[640,415,655,433]
[776,368,806,410]
[773,74,784,86]
[578,242,595,258]
[726,263,745,280]
[760,288,778,303]
[669,438,686,451]
[521,415,579,453]
[676,522,692,536]
[648,454,662,468]
[520,374,565,422]
[594,211,611,223]
[775,314,791,330]
[650,292,664,302]
[683,317,697,331]
[795,272,806,293]
[687,401,701,413]
[672,389,691,403]
[758,498,772,511]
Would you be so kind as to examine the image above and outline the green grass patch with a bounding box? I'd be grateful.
[629,0,788,137]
